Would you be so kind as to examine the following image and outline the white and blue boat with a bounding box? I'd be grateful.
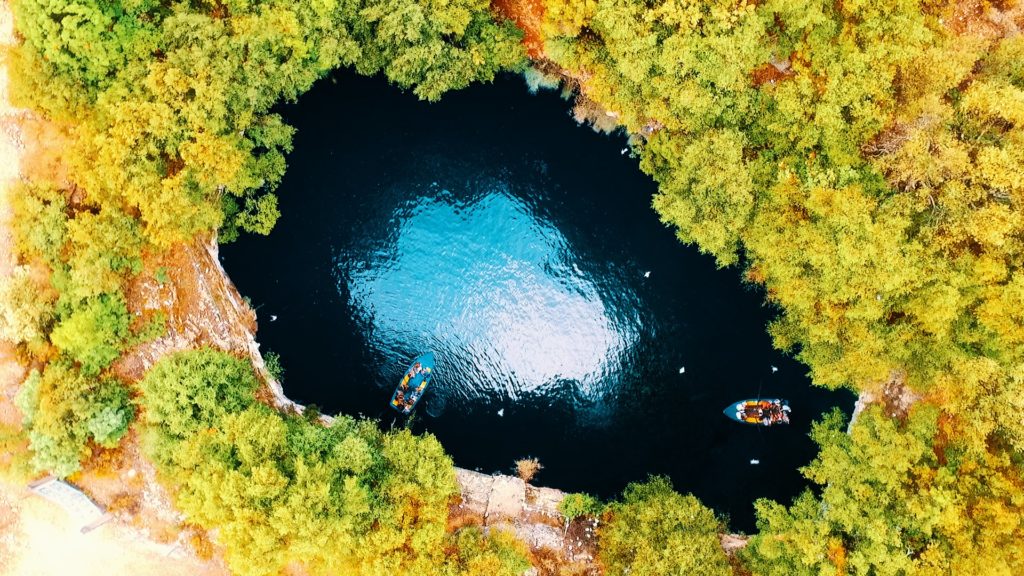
[723,398,790,426]
[390,353,435,414]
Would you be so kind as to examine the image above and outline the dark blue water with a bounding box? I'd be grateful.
[221,71,852,531]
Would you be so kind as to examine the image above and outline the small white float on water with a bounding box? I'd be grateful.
[497,408,504,417]
[678,366,686,374]
[750,459,760,465]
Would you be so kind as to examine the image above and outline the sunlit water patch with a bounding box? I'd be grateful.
[340,184,641,415]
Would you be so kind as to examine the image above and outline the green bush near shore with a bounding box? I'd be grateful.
[141,348,528,576]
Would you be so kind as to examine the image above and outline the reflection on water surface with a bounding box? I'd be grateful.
[341,186,639,411]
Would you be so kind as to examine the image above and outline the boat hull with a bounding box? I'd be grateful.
[390,353,435,414]
[723,398,790,426]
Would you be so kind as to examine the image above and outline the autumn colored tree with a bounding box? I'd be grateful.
[140,349,528,576]
[597,476,732,576]
[744,407,1024,575]
[15,362,133,477]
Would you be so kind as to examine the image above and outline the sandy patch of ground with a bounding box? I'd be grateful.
[0,480,224,576]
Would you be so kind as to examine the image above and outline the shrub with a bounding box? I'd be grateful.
[0,423,34,482]
[515,457,543,483]
[598,476,731,576]
[15,362,133,477]
[450,527,531,576]
[49,292,130,376]
[263,349,285,381]
[139,348,259,442]
[559,492,602,520]
[0,266,55,349]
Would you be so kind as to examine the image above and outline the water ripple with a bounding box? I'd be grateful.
[338,182,642,420]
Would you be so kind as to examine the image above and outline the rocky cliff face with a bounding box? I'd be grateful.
[114,236,295,412]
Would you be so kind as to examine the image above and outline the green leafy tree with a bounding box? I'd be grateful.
[49,292,131,376]
[0,423,34,482]
[15,362,133,477]
[354,0,526,101]
[0,266,55,349]
[140,349,527,576]
[139,348,260,445]
[598,476,731,576]
[744,407,1024,575]
[62,208,143,302]
[558,492,602,520]
[645,129,756,265]
[10,182,67,268]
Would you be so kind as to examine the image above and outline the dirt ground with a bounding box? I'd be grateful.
[0,481,223,576]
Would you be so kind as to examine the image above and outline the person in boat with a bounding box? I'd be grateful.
[405,364,419,382]
[767,402,789,424]
[740,404,763,423]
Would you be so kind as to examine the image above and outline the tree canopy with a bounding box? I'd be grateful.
[16,361,133,477]
[535,0,1024,573]
[5,0,1023,573]
[5,0,525,480]
[597,476,732,576]
[11,0,524,247]
[541,0,1024,404]
[744,407,1024,575]
[140,349,528,576]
